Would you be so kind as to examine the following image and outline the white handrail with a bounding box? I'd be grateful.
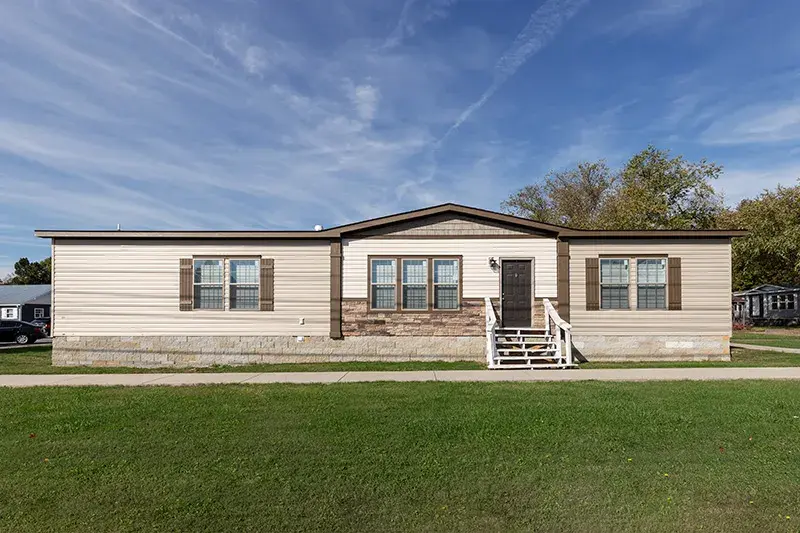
[485,297,498,368]
[543,298,573,366]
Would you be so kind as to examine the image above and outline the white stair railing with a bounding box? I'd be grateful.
[543,298,573,367]
[485,297,499,368]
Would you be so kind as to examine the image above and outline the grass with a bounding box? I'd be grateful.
[3,345,800,374]
[732,331,800,350]
[583,347,800,369]
[1,381,799,532]
[0,345,484,374]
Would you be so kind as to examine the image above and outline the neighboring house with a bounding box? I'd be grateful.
[733,284,800,326]
[0,284,51,323]
[35,204,746,367]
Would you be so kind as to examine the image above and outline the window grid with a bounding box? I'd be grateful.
[229,259,260,310]
[34,308,45,319]
[193,259,224,309]
[369,257,461,312]
[370,259,397,310]
[433,259,459,310]
[402,259,428,310]
[637,258,667,310]
[600,258,630,310]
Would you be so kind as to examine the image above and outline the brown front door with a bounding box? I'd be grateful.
[501,260,532,327]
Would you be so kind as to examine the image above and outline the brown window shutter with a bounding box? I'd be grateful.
[179,258,193,311]
[260,258,274,311]
[585,257,600,311]
[668,257,682,310]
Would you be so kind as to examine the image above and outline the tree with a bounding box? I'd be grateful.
[502,146,726,230]
[8,257,51,285]
[603,146,725,230]
[723,182,800,291]
[501,161,615,228]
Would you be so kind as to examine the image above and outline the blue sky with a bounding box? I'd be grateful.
[1,0,799,277]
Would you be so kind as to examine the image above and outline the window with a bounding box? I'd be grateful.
[600,259,630,309]
[1,307,18,320]
[193,259,224,309]
[637,259,667,309]
[230,259,260,310]
[368,256,461,312]
[370,259,397,310]
[34,308,45,319]
[433,259,459,310]
[402,259,428,310]
[771,293,796,310]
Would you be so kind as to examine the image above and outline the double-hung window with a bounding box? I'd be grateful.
[230,259,260,310]
[34,308,45,319]
[194,259,224,309]
[402,259,428,310]
[370,259,397,310]
[433,259,459,310]
[637,258,667,309]
[600,259,630,309]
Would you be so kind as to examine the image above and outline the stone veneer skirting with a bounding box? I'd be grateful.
[342,298,552,336]
[572,335,731,362]
[52,335,486,367]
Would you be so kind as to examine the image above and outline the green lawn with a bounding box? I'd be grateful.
[732,331,800,350]
[0,345,484,374]
[3,345,800,374]
[1,382,799,532]
[583,347,800,368]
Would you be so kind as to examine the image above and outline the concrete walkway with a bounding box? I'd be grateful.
[3,367,800,387]
[732,342,800,354]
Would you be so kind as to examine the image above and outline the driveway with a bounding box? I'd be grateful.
[0,338,52,351]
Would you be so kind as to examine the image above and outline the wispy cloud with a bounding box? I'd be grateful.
[383,0,459,49]
[604,0,712,36]
[438,0,589,144]
[702,101,800,145]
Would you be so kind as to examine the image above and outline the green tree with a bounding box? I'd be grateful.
[501,161,615,228]
[603,146,725,230]
[723,182,800,291]
[8,257,51,285]
[502,146,726,230]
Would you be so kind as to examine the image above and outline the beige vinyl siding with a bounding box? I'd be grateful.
[357,215,540,237]
[342,237,557,299]
[52,239,330,336]
[570,239,732,336]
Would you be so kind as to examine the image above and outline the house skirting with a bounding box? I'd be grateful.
[572,335,731,362]
[52,335,485,367]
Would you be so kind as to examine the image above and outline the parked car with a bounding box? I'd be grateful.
[30,317,51,336]
[0,321,46,344]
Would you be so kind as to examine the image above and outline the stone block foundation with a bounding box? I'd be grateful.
[52,335,486,368]
[572,335,731,362]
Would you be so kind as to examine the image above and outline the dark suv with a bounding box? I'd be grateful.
[0,321,46,345]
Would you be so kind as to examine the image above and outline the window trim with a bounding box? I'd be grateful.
[367,255,462,313]
[599,257,631,310]
[636,257,668,311]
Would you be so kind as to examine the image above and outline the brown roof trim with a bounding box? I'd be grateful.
[34,203,749,240]
[327,203,569,236]
[34,230,334,239]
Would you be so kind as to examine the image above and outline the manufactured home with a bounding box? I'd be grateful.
[35,204,745,368]
[734,284,800,326]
